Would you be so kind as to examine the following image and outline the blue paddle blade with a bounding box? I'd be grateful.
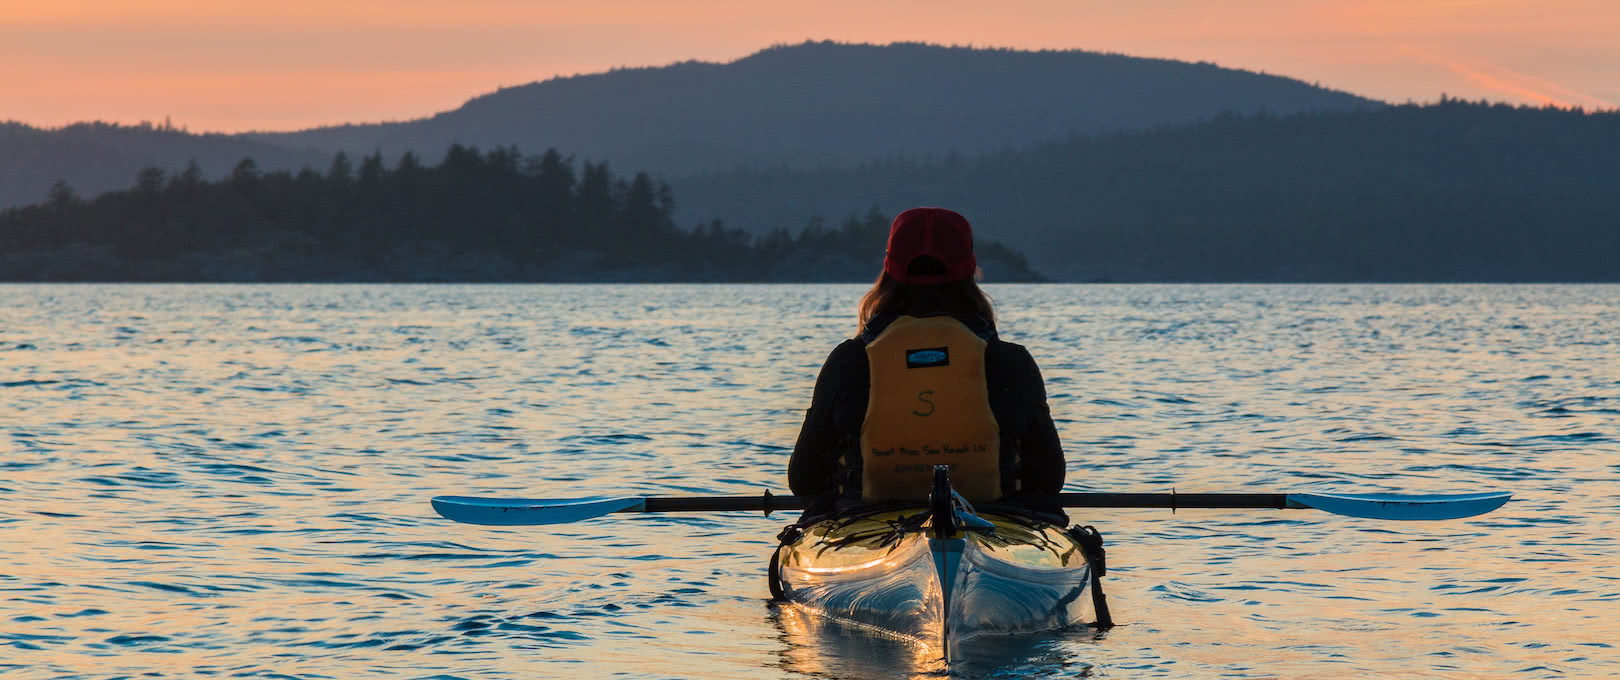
[431,496,647,526]
[1285,491,1511,520]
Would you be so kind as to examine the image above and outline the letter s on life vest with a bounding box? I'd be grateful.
[912,390,935,416]
[859,315,1001,503]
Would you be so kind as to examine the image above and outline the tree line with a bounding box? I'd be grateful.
[0,144,1044,282]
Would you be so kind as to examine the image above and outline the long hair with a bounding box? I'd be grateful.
[856,270,995,336]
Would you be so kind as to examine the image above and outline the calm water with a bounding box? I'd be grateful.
[2,283,1617,679]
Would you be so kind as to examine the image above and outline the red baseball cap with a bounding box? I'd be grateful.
[883,207,977,285]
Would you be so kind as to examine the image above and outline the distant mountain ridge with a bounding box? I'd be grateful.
[0,41,1381,210]
[248,41,1381,175]
[673,101,1620,282]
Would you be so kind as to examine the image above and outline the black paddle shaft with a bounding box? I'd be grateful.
[1054,492,1289,510]
[641,492,810,515]
[633,491,1289,515]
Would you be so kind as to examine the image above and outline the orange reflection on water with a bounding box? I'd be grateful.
[773,602,944,680]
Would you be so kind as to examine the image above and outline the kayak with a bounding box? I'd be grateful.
[769,485,1103,655]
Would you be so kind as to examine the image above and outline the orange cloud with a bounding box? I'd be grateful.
[1399,46,1616,109]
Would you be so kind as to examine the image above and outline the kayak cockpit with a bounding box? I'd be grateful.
[772,501,1097,653]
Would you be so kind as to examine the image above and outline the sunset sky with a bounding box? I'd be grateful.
[3,0,1616,132]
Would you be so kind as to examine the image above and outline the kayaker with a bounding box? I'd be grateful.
[788,207,1065,513]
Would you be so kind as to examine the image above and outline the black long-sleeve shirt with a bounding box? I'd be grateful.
[788,313,1066,499]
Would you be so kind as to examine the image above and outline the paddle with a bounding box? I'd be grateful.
[430,490,1511,526]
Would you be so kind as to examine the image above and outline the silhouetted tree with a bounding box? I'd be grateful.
[327,151,353,184]
[46,181,78,208]
[174,161,204,188]
[358,151,385,185]
[134,167,166,195]
[576,161,617,250]
[230,158,260,186]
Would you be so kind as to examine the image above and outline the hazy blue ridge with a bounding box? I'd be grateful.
[673,100,1620,282]
[1,41,1379,211]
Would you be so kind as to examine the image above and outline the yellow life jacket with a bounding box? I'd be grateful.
[859,315,1001,503]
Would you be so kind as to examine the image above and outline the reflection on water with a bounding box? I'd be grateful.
[772,604,1098,679]
[1,283,1617,678]
[774,603,945,679]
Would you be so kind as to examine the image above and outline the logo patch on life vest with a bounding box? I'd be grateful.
[905,347,950,368]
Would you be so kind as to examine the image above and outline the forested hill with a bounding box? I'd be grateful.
[2,42,1377,213]
[0,146,1043,283]
[673,100,1620,282]
[246,41,1379,175]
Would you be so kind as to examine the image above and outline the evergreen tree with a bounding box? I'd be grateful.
[576,161,617,251]
[527,148,577,249]
[230,158,260,187]
[327,151,353,184]
[46,180,78,208]
[134,167,166,195]
[358,151,386,185]
[175,160,204,188]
